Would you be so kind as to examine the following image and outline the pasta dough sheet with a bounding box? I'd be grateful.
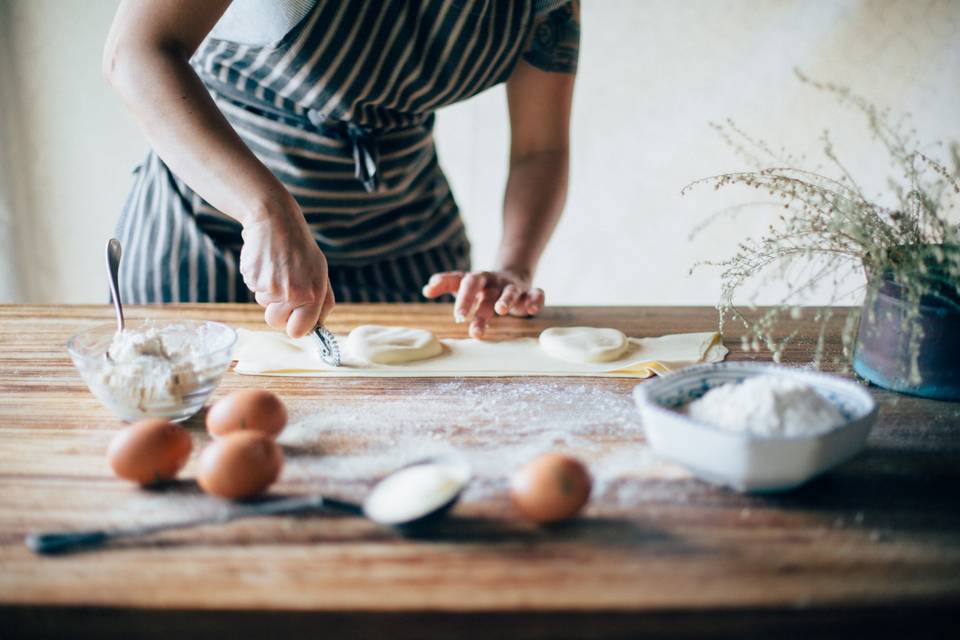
[233,329,728,378]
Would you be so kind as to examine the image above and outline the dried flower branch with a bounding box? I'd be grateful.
[685,70,960,370]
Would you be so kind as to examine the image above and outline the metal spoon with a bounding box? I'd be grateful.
[106,238,124,334]
[25,458,471,555]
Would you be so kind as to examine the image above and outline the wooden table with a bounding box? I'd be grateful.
[1,304,958,639]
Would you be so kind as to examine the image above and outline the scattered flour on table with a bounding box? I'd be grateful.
[687,375,844,437]
[108,381,696,527]
[277,381,690,507]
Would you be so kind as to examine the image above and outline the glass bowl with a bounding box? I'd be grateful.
[67,319,236,422]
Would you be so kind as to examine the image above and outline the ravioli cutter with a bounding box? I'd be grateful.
[312,325,342,367]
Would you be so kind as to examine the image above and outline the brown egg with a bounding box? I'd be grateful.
[206,389,287,439]
[107,418,192,486]
[197,431,283,499]
[509,453,592,524]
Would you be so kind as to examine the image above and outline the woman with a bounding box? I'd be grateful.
[104,0,578,339]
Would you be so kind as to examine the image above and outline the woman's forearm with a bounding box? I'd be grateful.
[104,4,293,226]
[496,149,569,278]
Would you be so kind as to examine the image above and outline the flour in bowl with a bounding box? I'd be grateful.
[687,375,844,437]
[108,326,172,361]
[99,325,201,410]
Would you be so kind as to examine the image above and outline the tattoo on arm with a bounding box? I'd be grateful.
[521,0,580,74]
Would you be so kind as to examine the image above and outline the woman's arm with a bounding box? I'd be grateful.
[424,1,579,338]
[104,0,334,337]
[494,37,577,307]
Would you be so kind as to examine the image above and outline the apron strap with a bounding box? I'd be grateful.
[346,123,380,193]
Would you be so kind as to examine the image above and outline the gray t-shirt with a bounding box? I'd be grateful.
[210,0,572,46]
[210,0,317,46]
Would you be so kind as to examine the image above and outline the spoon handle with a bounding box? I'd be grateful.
[26,530,110,555]
[105,238,124,333]
[25,495,342,555]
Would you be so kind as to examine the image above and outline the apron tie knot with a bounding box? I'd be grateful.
[346,123,379,193]
[305,111,382,193]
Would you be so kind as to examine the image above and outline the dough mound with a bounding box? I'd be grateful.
[538,327,629,363]
[346,325,443,364]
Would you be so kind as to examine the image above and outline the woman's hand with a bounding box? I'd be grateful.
[240,201,335,339]
[422,269,544,338]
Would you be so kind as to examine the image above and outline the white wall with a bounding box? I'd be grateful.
[2,0,958,305]
[0,0,27,301]
[4,0,145,303]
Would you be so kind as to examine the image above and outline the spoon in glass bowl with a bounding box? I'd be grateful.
[106,238,125,335]
[104,238,125,363]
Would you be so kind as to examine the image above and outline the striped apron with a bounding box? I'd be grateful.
[115,0,549,304]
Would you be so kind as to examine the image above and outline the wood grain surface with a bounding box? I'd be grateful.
[1,304,959,639]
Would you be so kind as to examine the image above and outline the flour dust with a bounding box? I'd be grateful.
[278,380,689,507]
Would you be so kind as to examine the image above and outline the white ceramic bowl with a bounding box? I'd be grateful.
[633,362,878,492]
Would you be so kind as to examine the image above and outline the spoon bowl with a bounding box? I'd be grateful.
[362,456,472,529]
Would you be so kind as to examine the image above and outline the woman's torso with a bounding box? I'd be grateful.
[188,0,536,264]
